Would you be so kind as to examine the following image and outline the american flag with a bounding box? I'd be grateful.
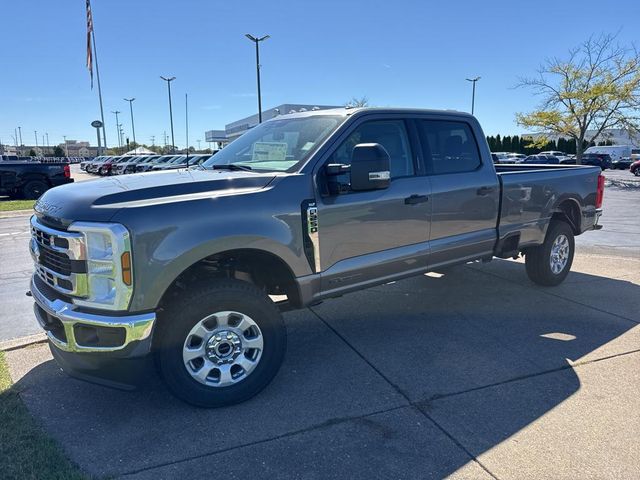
[86,0,93,88]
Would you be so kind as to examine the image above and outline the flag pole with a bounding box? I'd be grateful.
[90,4,107,153]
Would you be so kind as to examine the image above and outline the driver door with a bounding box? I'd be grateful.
[315,118,432,295]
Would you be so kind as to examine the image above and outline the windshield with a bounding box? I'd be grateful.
[202,115,344,172]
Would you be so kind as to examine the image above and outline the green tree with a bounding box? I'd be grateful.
[516,34,640,163]
[502,135,512,152]
[29,149,36,156]
[495,134,502,151]
[53,146,65,157]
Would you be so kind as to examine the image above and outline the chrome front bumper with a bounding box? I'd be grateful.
[31,275,155,354]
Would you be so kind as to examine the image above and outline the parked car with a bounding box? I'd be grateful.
[113,155,155,175]
[0,160,72,198]
[29,107,605,407]
[135,155,177,172]
[612,157,633,170]
[151,154,213,171]
[521,155,560,164]
[98,156,126,175]
[86,156,111,174]
[582,153,612,170]
[630,159,640,176]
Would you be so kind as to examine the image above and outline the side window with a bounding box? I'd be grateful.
[329,120,414,179]
[417,120,481,174]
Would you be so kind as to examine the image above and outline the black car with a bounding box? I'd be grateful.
[612,157,633,170]
[0,161,73,198]
[581,153,612,170]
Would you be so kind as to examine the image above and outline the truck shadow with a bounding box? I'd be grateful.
[11,259,640,478]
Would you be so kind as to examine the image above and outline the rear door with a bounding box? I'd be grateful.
[315,116,432,293]
[414,117,499,267]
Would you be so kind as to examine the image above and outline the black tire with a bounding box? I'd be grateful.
[156,279,287,407]
[21,179,48,199]
[525,220,575,286]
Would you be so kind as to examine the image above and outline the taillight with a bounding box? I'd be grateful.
[595,174,605,209]
[64,164,70,178]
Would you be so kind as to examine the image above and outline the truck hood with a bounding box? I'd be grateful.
[34,169,276,226]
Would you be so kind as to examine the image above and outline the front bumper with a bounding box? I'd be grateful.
[31,274,155,357]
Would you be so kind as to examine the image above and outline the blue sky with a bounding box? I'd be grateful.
[1,0,638,149]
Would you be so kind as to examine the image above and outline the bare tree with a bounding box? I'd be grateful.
[516,34,640,162]
[345,96,370,108]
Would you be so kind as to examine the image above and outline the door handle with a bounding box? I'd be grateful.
[476,186,496,196]
[404,194,429,205]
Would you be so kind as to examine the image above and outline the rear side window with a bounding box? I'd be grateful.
[417,120,481,174]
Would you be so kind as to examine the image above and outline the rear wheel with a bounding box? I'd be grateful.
[156,279,287,407]
[525,220,575,286]
[22,179,48,199]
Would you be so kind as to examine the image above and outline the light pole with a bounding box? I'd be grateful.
[112,111,121,152]
[34,130,38,155]
[197,139,201,151]
[245,34,270,123]
[124,98,136,148]
[466,76,481,115]
[45,133,49,154]
[63,135,69,157]
[160,76,176,152]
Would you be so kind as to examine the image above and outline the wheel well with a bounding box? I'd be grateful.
[552,200,581,235]
[159,249,301,312]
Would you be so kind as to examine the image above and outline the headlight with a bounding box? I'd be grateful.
[68,222,133,311]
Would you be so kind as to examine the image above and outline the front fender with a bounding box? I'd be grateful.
[111,178,313,312]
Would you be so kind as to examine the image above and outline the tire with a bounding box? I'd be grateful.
[525,220,575,286]
[21,179,48,199]
[156,279,287,407]
[634,169,640,177]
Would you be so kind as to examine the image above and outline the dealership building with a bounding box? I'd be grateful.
[205,103,341,145]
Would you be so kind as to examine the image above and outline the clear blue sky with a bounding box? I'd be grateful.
[1,0,638,149]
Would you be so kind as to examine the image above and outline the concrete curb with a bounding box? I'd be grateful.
[0,210,33,219]
[0,333,47,352]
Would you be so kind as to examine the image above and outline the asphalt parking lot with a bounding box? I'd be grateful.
[1,166,639,479]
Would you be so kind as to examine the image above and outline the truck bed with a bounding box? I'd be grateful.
[495,163,602,252]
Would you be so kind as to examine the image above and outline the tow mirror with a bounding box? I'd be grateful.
[350,143,390,191]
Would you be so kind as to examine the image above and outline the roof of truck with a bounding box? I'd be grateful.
[274,107,473,120]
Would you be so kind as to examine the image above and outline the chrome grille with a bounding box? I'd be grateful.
[30,216,88,297]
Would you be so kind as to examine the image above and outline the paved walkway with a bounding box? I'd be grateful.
[6,253,639,479]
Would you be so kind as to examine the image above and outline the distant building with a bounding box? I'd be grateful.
[205,103,342,144]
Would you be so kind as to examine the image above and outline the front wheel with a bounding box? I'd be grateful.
[634,169,640,177]
[525,220,575,286]
[156,279,287,407]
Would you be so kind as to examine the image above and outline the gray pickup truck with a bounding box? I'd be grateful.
[29,108,604,407]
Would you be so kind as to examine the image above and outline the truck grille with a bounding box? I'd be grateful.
[30,216,88,296]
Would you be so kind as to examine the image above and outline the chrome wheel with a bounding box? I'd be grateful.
[182,311,264,387]
[549,234,570,274]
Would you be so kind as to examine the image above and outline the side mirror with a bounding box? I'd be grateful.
[350,143,391,191]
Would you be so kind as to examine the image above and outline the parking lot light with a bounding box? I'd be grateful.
[245,34,270,123]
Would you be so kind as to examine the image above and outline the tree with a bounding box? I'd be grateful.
[53,146,65,157]
[29,149,37,156]
[516,34,640,162]
[345,96,369,108]
[495,134,502,151]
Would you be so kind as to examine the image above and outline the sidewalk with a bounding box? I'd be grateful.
[5,253,639,479]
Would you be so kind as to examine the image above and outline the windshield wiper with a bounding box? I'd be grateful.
[212,163,253,172]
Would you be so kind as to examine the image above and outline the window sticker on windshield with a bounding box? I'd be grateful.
[252,142,288,161]
[300,141,315,151]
